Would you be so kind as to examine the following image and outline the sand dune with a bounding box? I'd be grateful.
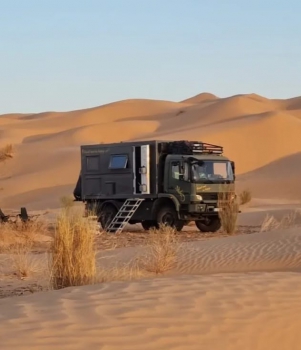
[1,92,301,350]
[238,152,301,199]
[1,92,301,209]
[0,272,301,350]
[1,225,301,349]
[96,226,301,275]
[180,92,218,103]
[175,227,301,274]
[274,95,301,110]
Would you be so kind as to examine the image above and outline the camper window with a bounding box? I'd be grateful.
[109,154,128,169]
[86,155,99,171]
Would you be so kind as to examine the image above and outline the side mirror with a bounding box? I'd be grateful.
[179,161,185,180]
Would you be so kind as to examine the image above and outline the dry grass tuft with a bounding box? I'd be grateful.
[218,184,239,234]
[239,189,252,205]
[0,218,47,278]
[83,201,99,219]
[141,224,181,274]
[260,210,301,232]
[97,257,148,283]
[49,207,97,290]
[9,242,41,278]
[0,144,14,162]
[0,218,46,252]
[59,195,75,210]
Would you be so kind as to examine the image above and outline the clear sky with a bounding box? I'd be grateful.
[1,0,300,114]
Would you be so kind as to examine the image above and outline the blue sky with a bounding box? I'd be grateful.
[0,0,300,114]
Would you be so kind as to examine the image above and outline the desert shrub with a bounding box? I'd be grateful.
[239,189,252,205]
[140,224,181,274]
[49,207,96,289]
[0,218,46,278]
[0,144,13,162]
[59,195,75,210]
[9,242,41,278]
[84,201,99,218]
[260,210,301,232]
[0,218,45,252]
[218,184,239,234]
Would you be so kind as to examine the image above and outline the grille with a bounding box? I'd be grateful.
[200,193,218,201]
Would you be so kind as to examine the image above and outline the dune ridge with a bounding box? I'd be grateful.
[1,92,301,209]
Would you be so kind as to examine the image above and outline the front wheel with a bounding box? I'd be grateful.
[156,206,184,232]
[141,220,158,231]
[195,216,221,233]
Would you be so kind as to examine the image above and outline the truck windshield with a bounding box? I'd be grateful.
[191,161,234,183]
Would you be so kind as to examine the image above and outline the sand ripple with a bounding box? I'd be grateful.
[0,272,301,349]
[175,228,301,274]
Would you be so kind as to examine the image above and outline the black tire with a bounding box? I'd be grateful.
[141,220,158,231]
[99,204,118,230]
[195,216,221,233]
[156,205,184,232]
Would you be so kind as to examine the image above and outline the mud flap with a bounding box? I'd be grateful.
[73,172,82,200]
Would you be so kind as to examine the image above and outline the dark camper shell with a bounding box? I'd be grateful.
[74,140,173,201]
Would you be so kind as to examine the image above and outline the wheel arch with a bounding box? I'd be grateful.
[152,195,180,219]
[97,200,122,219]
[99,200,122,210]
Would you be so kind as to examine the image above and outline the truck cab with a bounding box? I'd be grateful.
[159,152,235,232]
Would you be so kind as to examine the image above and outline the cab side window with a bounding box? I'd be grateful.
[171,164,180,179]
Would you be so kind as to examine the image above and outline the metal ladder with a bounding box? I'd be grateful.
[105,198,144,234]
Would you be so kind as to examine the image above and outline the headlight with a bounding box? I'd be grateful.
[196,195,203,201]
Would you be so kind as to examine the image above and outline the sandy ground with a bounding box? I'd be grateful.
[0,203,301,349]
[1,222,301,349]
[1,272,301,350]
[1,93,301,349]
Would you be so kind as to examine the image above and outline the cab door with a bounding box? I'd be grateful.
[167,160,189,203]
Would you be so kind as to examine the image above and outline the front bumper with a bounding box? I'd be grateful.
[188,203,220,214]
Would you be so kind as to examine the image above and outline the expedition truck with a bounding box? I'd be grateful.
[73,140,236,233]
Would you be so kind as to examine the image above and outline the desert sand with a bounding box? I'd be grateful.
[1,92,301,209]
[1,92,301,349]
[1,226,301,349]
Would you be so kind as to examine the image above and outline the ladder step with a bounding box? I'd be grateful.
[118,208,140,212]
[105,198,145,233]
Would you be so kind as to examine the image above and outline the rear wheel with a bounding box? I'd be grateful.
[195,216,221,233]
[99,204,118,230]
[156,205,184,232]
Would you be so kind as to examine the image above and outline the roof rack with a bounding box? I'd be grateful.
[162,140,223,155]
[190,141,223,154]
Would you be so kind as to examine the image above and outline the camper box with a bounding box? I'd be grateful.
[79,140,168,201]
